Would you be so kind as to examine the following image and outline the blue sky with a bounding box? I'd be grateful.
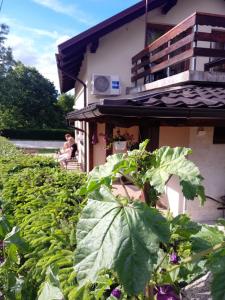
[0,0,138,92]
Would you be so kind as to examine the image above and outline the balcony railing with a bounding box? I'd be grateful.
[131,12,225,85]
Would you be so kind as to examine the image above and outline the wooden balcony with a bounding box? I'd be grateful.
[131,12,225,85]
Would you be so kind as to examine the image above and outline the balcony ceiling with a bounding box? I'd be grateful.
[56,0,176,93]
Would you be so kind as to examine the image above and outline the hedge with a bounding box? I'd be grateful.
[0,138,87,299]
[1,128,75,141]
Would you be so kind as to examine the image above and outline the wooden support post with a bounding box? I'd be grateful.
[88,122,96,171]
[105,123,114,159]
[139,124,160,152]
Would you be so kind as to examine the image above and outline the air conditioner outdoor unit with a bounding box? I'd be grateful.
[91,74,121,95]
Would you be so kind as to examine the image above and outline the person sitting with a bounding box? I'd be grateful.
[65,134,77,159]
[58,134,77,167]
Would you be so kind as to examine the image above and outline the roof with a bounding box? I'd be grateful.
[56,0,174,93]
[66,84,225,125]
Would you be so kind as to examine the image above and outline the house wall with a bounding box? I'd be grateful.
[86,17,146,104]
[75,54,88,109]
[186,127,225,222]
[93,123,106,166]
[147,0,225,25]
[159,127,190,216]
[159,126,225,222]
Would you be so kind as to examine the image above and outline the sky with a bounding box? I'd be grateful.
[0,0,138,93]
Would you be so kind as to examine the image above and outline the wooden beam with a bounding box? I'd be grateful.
[88,122,95,170]
[161,0,177,14]
[139,124,159,152]
[150,48,193,74]
[194,47,225,58]
[151,33,193,63]
[105,123,114,158]
[90,39,99,53]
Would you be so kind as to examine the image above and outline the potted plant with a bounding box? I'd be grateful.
[113,130,127,151]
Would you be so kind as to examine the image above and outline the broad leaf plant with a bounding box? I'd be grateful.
[75,140,225,299]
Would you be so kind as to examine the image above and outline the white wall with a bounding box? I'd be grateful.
[159,126,225,222]
[186,127,225,222]
[147,0,225,25]
[159,127,190,215]
[86,17,145,104]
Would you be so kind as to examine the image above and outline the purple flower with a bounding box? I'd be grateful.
[156,285,180,300]
[0,241,3,250]
[111,288,121,299]
[170,252,179,264]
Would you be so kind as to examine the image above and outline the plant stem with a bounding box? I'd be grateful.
[154,252,168,273]
[168,241,225,273]
[118,171,136,186]
[143,182,156,207]
[146,284,155,300]
[120,177,131,200]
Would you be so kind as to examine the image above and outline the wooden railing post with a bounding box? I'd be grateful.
[191,24,198,71]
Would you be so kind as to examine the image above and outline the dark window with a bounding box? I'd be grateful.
[213,127,225,144]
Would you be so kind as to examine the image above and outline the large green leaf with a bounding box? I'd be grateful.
[38,282,64,300]
[38,266,64,300]
[75,186,169,295]
[144,147,205,202]
[0,215,11,239]
[207,250,225,300]
[211,271,225,300]
[4,226,27,251]
[79,153,135,195]
[191,225,225,253]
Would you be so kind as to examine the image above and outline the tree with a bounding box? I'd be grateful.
[57,94,74,115]
[0,24,14,77]
[0,24,66,129]
[0,63,63,129]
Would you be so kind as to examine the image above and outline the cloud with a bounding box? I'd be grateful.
[1,15,74,92]
[0,16,61,39]
[6,32,71,92]
[32,0,95,26]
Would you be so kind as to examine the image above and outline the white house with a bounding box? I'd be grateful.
[56,0,225,222]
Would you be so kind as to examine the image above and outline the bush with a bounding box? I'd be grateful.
[0,136,20,158]
[1,128,74,141]
[0,140,87,299]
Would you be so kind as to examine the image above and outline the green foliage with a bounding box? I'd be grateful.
[0,136,20,158]
[75,186,169,295]
[0,142,86,299]
[75,142,225,299]
[81,143,205,206]
[0,63,63,129]
[1,128,73,140]
[0,24,66,130]
[56,94,74,116]
[208,249,225,300]
[0,24,14,77]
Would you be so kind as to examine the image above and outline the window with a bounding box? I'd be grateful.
[213,127,225,144]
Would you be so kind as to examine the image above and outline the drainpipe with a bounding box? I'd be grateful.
[57,65,88,172]
[145,0,149,47]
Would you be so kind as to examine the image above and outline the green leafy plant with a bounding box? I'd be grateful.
[0,139,86,299]
[75,141,225,299]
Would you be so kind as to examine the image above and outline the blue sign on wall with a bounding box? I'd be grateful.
[112,81,120,89]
